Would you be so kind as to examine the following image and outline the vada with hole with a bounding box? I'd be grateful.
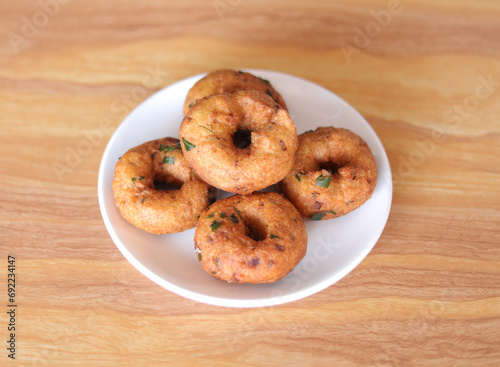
[278,127,377,220]
[179,89,298,194]
[112,137,217,234]
[194,192,307,284]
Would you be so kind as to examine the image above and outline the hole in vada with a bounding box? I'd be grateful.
[243,216,267,242]
[154,180,181,192]
[248,227,265,242]
[232,129,252,149]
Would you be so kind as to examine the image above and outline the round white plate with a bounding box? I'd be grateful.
[98,69,392,308]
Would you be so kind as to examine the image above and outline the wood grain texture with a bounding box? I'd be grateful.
[1,0,499,366]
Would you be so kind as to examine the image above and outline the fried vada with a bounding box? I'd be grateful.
[112,137,217,234]
[278,127,377,220]
[183,69,287,115]
[194,192,307,284]
[179,89,298,194]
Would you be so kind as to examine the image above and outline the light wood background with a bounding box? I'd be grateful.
[1,0,499,366]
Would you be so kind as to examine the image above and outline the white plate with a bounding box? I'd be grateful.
[98,69,392,308]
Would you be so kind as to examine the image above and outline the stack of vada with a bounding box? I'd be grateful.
[112,69,377,284]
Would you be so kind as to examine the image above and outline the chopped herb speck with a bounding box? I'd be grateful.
[182,137,196,152]
[230,213,239,223]
[210,220,222,232]
[163,156,175,164]
[160,144,177,153]
[199,125,214,134]
[311,212,326,221]
[232,206,243,219]
[310,210,337,221]
[315,175,331,188]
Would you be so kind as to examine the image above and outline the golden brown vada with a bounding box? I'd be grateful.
[183,69,287,115]
[194,192,307,284]
[112,137,216,234]
[179,89,298,194]
[278,127,377,220]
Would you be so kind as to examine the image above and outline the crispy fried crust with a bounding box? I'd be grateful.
[183,69,287,115]
[278,127,377,220]
[179,89,298,194]
[112,137,217,234]
[195,192,307,284]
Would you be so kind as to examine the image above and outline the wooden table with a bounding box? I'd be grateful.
[1,0,499,365]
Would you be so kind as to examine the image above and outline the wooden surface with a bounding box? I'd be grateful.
[1,0,500,366]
